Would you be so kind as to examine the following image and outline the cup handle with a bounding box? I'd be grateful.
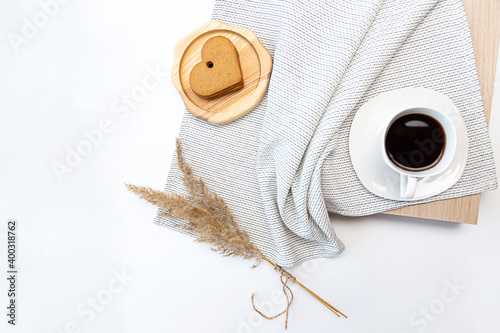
[400,174,417,199]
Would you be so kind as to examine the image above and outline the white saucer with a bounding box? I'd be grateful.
[348,87,469,201]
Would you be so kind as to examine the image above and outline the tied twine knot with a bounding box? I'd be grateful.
[273,264,296,283]
[251,264,296,329]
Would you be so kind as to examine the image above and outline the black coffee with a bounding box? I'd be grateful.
[385,113,445,171]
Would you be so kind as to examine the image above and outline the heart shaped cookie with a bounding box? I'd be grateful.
[189,36,244,99]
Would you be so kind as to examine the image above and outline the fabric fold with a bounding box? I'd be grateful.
[257,0,442,248]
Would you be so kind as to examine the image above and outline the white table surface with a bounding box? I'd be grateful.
[1,1,499,332]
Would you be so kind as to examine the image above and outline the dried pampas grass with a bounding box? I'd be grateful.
[126,139,346,329]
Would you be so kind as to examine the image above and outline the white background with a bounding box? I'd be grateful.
[1,1,499,332]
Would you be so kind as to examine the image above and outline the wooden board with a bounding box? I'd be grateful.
[171,20,272,125]
[384,0,500,224]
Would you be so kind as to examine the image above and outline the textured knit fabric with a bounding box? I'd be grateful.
[156,0,498,267]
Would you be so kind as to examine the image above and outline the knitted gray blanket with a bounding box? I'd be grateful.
[156,0,497,267]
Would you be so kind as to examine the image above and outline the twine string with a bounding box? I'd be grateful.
[251,264,295,329]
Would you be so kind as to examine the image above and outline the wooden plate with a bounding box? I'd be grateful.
[172,20,272,125]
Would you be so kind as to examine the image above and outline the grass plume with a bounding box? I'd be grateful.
[126,139,263,266]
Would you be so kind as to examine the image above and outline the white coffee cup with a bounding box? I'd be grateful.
[382,107,458,199]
